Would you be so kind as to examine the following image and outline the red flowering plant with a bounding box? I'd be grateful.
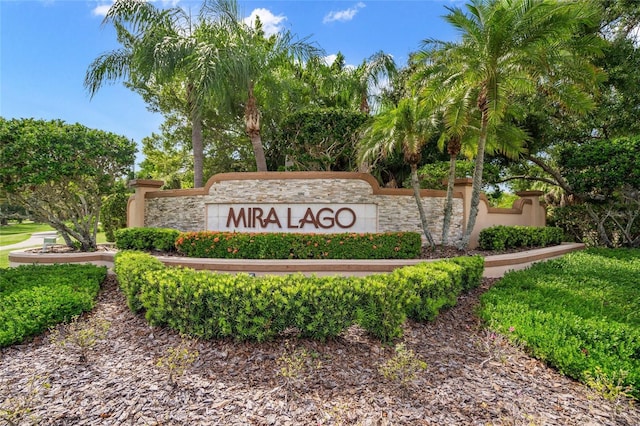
[175,231,421,259]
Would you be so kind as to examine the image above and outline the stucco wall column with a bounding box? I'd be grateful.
[515,190,546,227]
[127,179,164,228]
[452,178,474,235]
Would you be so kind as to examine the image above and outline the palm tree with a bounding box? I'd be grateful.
[415,0,601,248]
[359,97,438,248]
[350,51,397,114]
[86,0,238,188]
[205,0,323,172]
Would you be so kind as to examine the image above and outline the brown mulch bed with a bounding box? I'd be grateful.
[1,275,638,425]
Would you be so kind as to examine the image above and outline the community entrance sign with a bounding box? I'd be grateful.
[127,171,546,248]
[206,203,378,233]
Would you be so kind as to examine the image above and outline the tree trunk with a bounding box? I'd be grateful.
[246,82,268,172]
[410,163,435,249]
[360,91,370,114]
[524,153,573,195]
[585,204,614,247]
[192,116,204,188]
[187,83,205,188]
[441,152,458,246]
[458,92,489,249]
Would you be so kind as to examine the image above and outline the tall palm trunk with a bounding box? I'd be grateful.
[191,114,204,188]
[360,92,370,114]
[441,136,461,246]
[410,162,436,249]
[187,83,205,188]
[458,88,489,249]
[245,81,268,171]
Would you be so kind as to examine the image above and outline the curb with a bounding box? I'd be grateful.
[8,243,585,278]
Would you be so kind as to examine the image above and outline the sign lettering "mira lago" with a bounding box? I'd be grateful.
[206,203,378,234]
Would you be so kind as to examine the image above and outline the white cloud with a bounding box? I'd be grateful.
[157,0,181,7]
[243,8,286,37]
[92,3,112,17]
[91,0,181,17]
[323,2,365,24]
[323,54,338,66]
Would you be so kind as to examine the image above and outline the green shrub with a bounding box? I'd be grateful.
[478,225,564,251]
[388,264,455,322]
[100,183,130,242]
[115,227,180,252]
[354,274,417,342]
[114,252,483,343]
[286,275,360,341]
[450,255,485,290]
[174,231,422,260]
[0,264,105,347]
[113,251,165,312]
[138,268,359,342]
[479,248,640,399]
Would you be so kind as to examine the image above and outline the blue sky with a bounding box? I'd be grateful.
[1,0,461,164]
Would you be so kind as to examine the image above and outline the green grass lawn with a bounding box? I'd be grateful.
[479,248,640,399]
[0,222,55,246]
[0,230,107,269]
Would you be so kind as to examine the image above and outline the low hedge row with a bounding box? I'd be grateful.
[115,227,180,252]
[113,251,166,312]
[479,249,640,399]
[0,264,106,347]
[478,225,564,251]
[175,231,422,259]
[114,252,484,343]
[114,227,422,259]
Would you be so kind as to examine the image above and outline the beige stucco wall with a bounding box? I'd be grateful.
[128,172,546,248]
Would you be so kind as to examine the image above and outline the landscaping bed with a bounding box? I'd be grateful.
[1,275,638,425]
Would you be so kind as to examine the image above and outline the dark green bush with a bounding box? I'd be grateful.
[174,231,422,259]
[479,248,640,399]
[138,268,365,342]
[101,183,130,242]
[388,263,457,322]
[353,274,417,342]
[113,250,166,312]
[115,252,483,343]
[478,225,564,251]
[0,264,105,347]
[450,255,485,290]
[115,227,180,252]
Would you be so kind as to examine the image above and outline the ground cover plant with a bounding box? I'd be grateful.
[479,248,640,398]
[0,264,106,347]
[114,251,484,343]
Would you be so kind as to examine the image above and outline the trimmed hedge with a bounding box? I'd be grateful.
[114,228,422,260]
[114,252,484,343]
[479,249,640,399]
[115,227,180,252]
[0,264,106,347]
[478,225,564,251]
[175,231,422,259]
[113,251,165,312]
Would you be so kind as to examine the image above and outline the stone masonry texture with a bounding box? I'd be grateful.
[143,177,463,245]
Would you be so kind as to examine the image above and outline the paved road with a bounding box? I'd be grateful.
[1,231,57,251]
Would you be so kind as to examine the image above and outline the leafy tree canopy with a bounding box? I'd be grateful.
[279,107,369,171]
[0,118,136,251]
[556,136,640,247]
[559,136,640,200]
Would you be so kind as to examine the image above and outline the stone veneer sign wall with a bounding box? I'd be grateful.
[127,172,546,248]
